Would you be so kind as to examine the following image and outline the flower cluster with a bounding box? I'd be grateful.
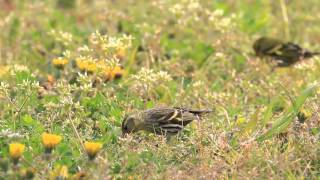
[74,56,124,81]
[169,0,235,32]
[48,30,73,46]
[129,68,172,99]
[52,57,69,69]
[75,57,98,73]
[7,133,103,178]
[89,31,133,55]
[48,31,130,89]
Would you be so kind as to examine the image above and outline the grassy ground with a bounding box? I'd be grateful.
[0,0,319,179]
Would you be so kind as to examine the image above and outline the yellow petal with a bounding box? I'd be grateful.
[42,133,62,149]
[9,143,25,159]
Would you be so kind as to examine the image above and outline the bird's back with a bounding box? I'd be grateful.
[253,37,284,56]
[142,107,211,135]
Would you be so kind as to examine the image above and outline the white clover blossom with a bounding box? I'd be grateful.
[169,0,235,32]
[0,82,10,98]
[192,80,204,88]
[78,45,93,53]
[59,95,74,106]
[49,30,73,46]
[10,64,29,75]
[0,129,23,138]
[89,31,133,50]
[129,68,172,98]
[0,81,9,90]
[62,50,71,58]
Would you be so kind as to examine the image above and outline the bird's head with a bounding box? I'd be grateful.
[253,37,266,56]
[121,114,139,136]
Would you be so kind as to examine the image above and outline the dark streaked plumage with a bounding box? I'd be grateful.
[122,107,212,136]
[253,37,319,66]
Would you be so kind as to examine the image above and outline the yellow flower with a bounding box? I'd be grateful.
[84,141,103,160]
[76,58,97,73]
[110,66,124,80]
[9,143,25,164]
[76,58,87,71]
[86,63,97,73]
[52,57,68,69]
[42,133,62,153]
[50,165,68,180]
[102,66,124,81]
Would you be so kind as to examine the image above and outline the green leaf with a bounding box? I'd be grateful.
[256,84,317,142]
[243,109,260,134]
[146,101,154,109]
[22,114,35,126]
[15,70,36,84]
[21,114,44,133]
[261,98,278,126]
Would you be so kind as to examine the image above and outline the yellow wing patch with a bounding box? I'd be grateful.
[267,44,283,55]
[167,110,180,121]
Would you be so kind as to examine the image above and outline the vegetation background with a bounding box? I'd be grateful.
[0,0,319,179]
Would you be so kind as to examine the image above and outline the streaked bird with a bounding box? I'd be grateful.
[121,107,212,136]
[253,37,319,66]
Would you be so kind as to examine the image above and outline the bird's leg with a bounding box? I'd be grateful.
[180,108,185,127]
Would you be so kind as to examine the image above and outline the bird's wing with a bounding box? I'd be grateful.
[174,107,212,115]
[274,42,304,64]
[145,108,179,122]
[145,108,191,124]
[266,44,284,55]
[281,43,303,54]
[144,108,201,134]
[255,38,284,55]
[143,108,181,134]
[144,107,212,135]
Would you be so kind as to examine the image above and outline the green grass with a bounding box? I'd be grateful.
[0,0,319,179]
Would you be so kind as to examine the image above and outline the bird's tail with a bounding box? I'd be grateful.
[304,51,320,58]
[189,109,213,115]
[175,107,213,116]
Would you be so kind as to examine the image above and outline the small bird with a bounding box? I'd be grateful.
[253,37,319,66]
[122,107,212,136]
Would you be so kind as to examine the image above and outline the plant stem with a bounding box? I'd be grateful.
[280,0,290,40]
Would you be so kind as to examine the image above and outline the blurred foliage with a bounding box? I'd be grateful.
[0,0,320,179]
